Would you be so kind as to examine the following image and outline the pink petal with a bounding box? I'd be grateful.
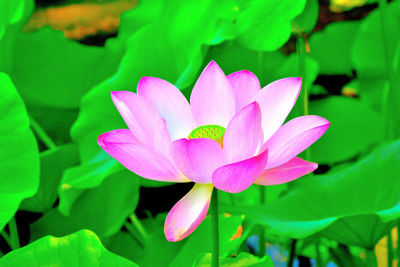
[137,77,195,140]
[97,129,138,145]
[255,157,317,185]
[212,150,268,193]
[264,115,330,169]
[171,138,227,184]
[111,91,163,148]
[190,60,236,127]
[98,130,189,183]
[165,183,213,242]
[255,77,302,141]
[223,102,263,163]
[227,70,261,112]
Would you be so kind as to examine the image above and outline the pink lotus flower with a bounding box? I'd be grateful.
[98,60,330,242]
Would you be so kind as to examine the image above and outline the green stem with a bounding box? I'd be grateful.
[397,226,400,263]
[378,0,393,140]
[288,239,297,267]
[29,116,57,149]
[297,35,311,161]
[387,229,393,267]
[8,217,19,250]
[258,186,265,257]
[315,240,323,267]
[124,222,145,249]
[297,35,309,117]
[129,214,149,245]
[365,249,377,267]
[211,188,219,267]
[0,231,11,248]
[338,244,354,267]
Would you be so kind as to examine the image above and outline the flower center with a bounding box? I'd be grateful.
[189,125,225,147]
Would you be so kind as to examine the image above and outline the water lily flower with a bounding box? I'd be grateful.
[98,60,330,242]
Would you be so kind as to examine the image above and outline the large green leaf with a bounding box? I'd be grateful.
[291,0,319,34]
[309,96,384,164]
[352,0,400,78]
[105,213,184,266]
[224,140,400,249]
[194,252,274,267]
[0,0,33,40]
[31,169,140,239]
[71,0,241,190]
[169,214,244,267]
[20,144,79,212]
[7,28,122,108]
[236,0,306,51]
[0,230,137,266]
[309,21,360,75]
[206,41,286,86]
[0,73,39,231]
[106,213,244,267]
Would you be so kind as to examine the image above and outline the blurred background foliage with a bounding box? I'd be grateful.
[0,0,400,266]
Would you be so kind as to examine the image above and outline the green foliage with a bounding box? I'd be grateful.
[7,28,122,108]
[224,140,400,249]
[31,170,140,239]
[0,230,137,266]
[309,96,384,164]
[292,0,319,34]
[0,0,400,265]
[310,21,360,75]
[236,0,307,51]
[21,144,79,212]
[0,73,39,232]
[194,252,274,266]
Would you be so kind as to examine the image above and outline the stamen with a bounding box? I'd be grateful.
[189,125,225,147]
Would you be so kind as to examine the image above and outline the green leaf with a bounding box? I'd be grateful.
[105,213,184,266]
[309,21,360,75]
[236,0,306,51]
[224,140,400,249]
[58,151,122,215]
[7,28,122,108]
[270,53,319,91]
[71,0,240,190]
[21,144,79,212]
[309,96,384,164]
[27,105,78,145]
[0,73,39,231]
[206,41,286,86]
[219,184,288,207]
[0,0,34,40]
[194,252,274,267]
[0,230,137,266]
[352,0,400,78]
[31,170,140,239]
[170,214,244,267]
[292,0,319,34]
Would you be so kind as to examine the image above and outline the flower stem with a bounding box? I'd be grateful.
[129,214,149,245]
[29,116,57,149]
[8,217,19,250]
[124,222,145,249]
[0,231,11,249]
[398,226,400,263]
[297,35,311,161]
[366,249,377,267]
[258,186,265,257]
[378,0,395,140]
[387,228,393,267]
[211,187,219,267]
[288,239,297,267]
